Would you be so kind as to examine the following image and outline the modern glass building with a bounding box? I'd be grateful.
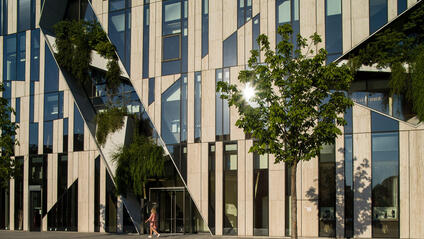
[0,0,423,238]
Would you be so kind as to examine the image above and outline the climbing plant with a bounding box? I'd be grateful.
[54,20,127,143]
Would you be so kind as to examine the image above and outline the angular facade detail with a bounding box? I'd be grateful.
[1,0,424,238]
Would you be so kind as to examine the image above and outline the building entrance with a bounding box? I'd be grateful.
[149,187,185,234]
[29,187,42,231]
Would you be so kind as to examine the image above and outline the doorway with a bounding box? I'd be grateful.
[29,188,42,231]
[149,187,185,234]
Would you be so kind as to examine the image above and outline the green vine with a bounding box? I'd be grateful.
[54,20,127,144]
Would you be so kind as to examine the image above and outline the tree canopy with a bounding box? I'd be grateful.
[217,24,353,238]
[349,2,424,120]
[0,83,19,188]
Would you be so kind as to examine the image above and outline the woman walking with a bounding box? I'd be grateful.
[145,207,160,238]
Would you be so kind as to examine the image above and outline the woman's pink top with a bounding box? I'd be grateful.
[147,212,158,229]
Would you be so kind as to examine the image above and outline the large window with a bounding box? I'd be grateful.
[162,0,188,75]
[223,32,237,68]
[201,0,208,58]
[325,0,342,63]
[370,0,388,34]
[108,0,131,74]
[142,1,150,78]
[344,107,353,238]
[29,122,39,155]
[319,143,336,237]
[44,92,64,121]
[215,69,230,140]
[237,0,252,28]
[44,44,59,93]
[43,121,53,154]
[161,75,188,179]
[208,143,216,234]
[194,72,201,142]
[17,0,35,32]
[397,0,407,14]
[252,14,260,53]
[223,143,238,235]
[253,151,269,236]
[73,104,84,151]
[3,33,26,82]
[371,112,399,238]
[30,29,40,82]
[276,0,300,48]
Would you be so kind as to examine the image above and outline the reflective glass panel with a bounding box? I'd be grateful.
[31,29,40,81]
[370,0,388,34]
[181,75,188,143]
[73,104,84,151]
[4,35,16,82]
[325,0,342,63]
[15,98,21,123]
[253,152,268,236]
[29,122,38,154]
[223,143,237,235]
[63,118,68,152]
[44,44,59,93]
[142,4,150,78]
[194,72,201,141]
[18,0,35,32]
[17,32,26,81]
[161,79,181,145]
[208,143,216,234]
[44,93,59,121]
[43,121,53,154]
[319,143,336,237]
[163,35,181,60]
[201,0,209,57]
[148,77,155,105]
[223,32,237,67]
[215,69,223,138]
[397,0,407,14]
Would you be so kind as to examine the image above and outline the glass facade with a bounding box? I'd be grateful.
[397,0,407,14]
[57,154,68,197]
[201,0,208,58]
[73,104,84,152]
[43,121,53,154]
[319,143,336,237]
[325,0,342,63]
[44,44,59,93]
[108,0,131,74]
[237,0,252,28]
[162,0,188,75]
[215,68,230,140]
[370,0,388,34]
[142,1,150,78]
[30,29,40,82]
[17,0,35,32]
[253,152,268,236]
[223,143,238,235]
[194,72,201,142]
[15,98,20,123]
[14,157,24,230]
[44,92,63,121]
[208,143,216,234]
[148,77,155,105]
[63,118,68,152]
[223,32,237,68]
[17,33,26,81]
[371,112,399,238]
[252,14,260,53]
[0,0,7,35]
[29,122,39,155]
[276,0,300,48]
[105,171,117,232]
[344,107,354,238]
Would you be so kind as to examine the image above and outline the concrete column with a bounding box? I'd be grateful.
[201,143,209,221]
[209,0,223,69]
[130,4,144,80]
[300,158,318,237]
[148,1,156,78]
[7,0,16,34]
[409,129,424,238]
[9,178,15,230]
[215,141,223,235]
[399,123,410,239]
[351,0,369,46]
[187,73,195,144]
[352,106,372,238]
[201,70,215,142]
[408,0,417,7]
[388,0,397,20]
[300,0,318,52]
[266,0,276,51]
[154,1,162,77]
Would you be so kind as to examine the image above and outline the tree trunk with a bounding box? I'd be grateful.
[291,160,298,239]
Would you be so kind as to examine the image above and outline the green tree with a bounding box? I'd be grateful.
[0,83,19,188]
[349,3,424,120]
[217,24,353,239]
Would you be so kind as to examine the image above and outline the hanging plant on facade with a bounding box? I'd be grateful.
[54,20,127,144]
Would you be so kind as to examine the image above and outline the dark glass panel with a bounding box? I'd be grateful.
[73,104,84,151]
[18,0,35,32]
[161,79,181,146]
[181,75,188,143]
[4,34,16,82]
[222,68,230,137]
[63,118,68,152]
[30,29,40,81]
[237,0,245,28]
[17,32,26,81]
[372,131,399,238]
[208,143,216,234]
[47,179,78,231]
[94,156,100,232]
[0,182,10,229]
[44,44,59,93]
[371,112,398,132]
[344,107,353,134]
[109,0,125,11]
[223,32,237,67]
[148,77,155,105]
[215,69,223,138]
[29,122,38,155]
[57,154,68,197]
[108,3,131,74]
[319,143,336,237]
[15,98,20,123]
[43,121,53,154]
[163,35,181,61]
[0,0,7,36]
[344,134,354,238]
[194,72,201,141]
[44,92,59,121]
[14,157,24,230]
[162,60,181,76]
[105,171,117,232]
[253,152,268,236]
[285,164,291,236]
[252,15,260,52]
[223,143,238,235]
[142,4,150,78]
[325,0,342,62]
[370,0,388,34]
[163,0,182,35]
[201,0,209,57]
[29,156,44,185]
[397,0,407,14]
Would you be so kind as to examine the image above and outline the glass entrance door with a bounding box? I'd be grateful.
[29,190,42,231]
[150,188,185,234]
